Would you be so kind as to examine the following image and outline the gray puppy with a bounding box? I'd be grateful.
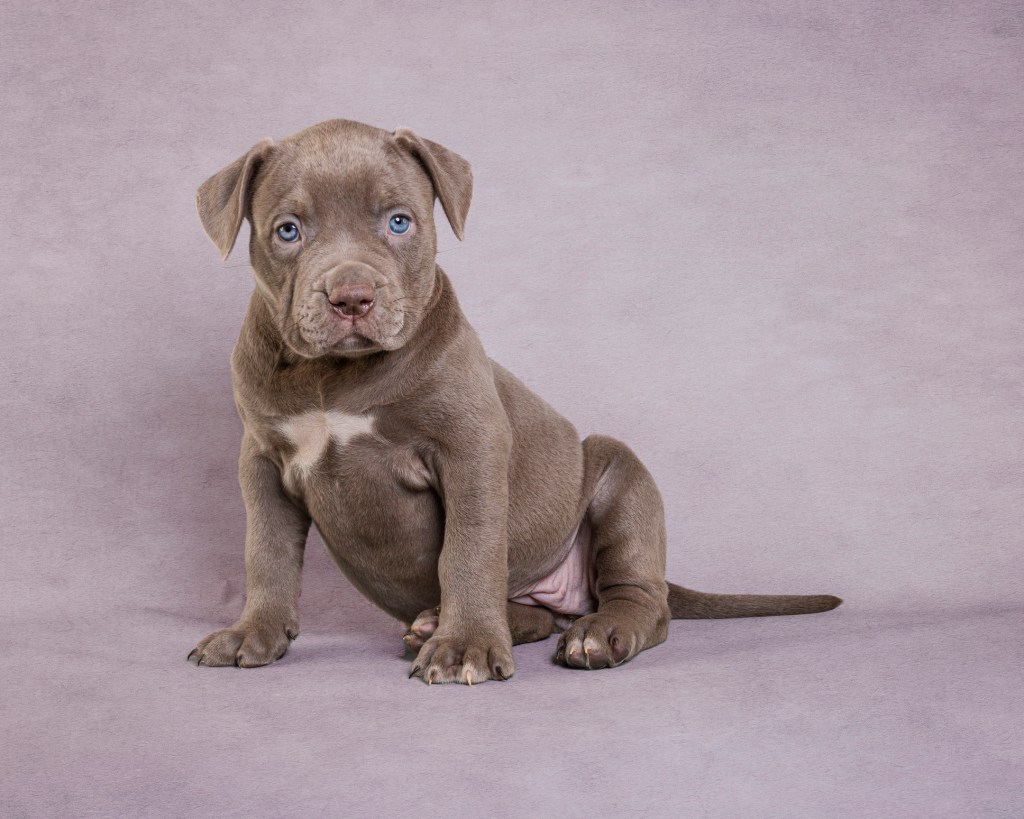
[189,119,840,684]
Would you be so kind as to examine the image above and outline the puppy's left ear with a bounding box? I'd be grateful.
[394,128,473,240]
[196,138,273,260]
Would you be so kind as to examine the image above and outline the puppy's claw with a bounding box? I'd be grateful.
[408,664,422,679]
[187,652,200,666]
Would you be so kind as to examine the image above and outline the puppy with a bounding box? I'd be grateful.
[189,119,840,684]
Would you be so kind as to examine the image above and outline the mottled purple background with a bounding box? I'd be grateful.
[2,2,1022,816]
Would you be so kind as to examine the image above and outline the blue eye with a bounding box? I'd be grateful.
[276,222,300,242]
[388,214,411,235]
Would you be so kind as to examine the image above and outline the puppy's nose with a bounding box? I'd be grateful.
[328,282,375,317]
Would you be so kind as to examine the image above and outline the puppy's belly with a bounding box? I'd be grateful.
[511,518,595,616]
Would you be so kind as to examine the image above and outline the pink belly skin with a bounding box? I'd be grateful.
[511,519,595,616]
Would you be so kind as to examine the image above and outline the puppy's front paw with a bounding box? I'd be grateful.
[188,618,298,668]
[409,629,514,685]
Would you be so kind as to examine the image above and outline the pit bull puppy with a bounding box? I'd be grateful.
[188,119,841,684]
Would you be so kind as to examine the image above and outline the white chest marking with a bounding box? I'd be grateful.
[277,410,376,477]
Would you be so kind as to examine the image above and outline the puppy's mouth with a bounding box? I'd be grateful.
[319,298,406,356]
[331,318,380,352]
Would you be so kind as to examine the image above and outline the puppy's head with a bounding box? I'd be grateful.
[196,119,471,358]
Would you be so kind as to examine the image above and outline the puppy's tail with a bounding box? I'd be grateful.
[667,582,842,619]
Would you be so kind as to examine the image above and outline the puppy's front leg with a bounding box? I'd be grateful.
[189,434,310,667]
[410,432,515,685]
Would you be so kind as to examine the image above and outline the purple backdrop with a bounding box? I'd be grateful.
[2,1,1021,816]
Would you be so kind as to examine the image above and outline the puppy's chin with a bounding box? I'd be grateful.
[331,334,384,357]
[284,333,375,360]
[285,324,408,360]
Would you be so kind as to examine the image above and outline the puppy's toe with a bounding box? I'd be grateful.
[555,614,637,670]
[190,628,245,667]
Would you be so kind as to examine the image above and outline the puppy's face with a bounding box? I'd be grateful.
[197,120,472,358]
[248,124,438,358]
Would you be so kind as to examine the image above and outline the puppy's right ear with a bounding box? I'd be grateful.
[196,139,273,260]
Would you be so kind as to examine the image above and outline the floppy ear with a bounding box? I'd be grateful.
[196,138,273,260]
[393,128,473,240]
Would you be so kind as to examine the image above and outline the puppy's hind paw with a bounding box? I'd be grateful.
[402,606,440,654]
[555,612,636,670]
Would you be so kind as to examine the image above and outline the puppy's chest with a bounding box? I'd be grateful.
[261,408,432,497]
[276,409,374,484]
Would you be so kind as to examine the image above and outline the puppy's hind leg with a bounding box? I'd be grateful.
[555,435,670,670]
